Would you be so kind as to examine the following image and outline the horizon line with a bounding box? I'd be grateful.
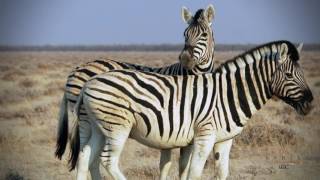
[1,43,320,51]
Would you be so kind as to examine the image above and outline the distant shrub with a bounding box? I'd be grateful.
[19,78,36,88]
[2,70,26,81]
[5,170,24,180]
[0,65,10,72]
[37,63,51,70]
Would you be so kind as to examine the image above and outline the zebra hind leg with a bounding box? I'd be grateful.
[89,156,103,180]
[87,120,105,180]
[75,116,93,180]
[88,118,105,180]
[159,149,172,180]
[68,104,93,178]
[99,124,131,180]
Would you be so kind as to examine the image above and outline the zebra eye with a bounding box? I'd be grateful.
[285,72,293,78]
[202,32,208,37]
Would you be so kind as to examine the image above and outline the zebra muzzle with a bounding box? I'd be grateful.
[295,100,313,116]
[179,51,196,69]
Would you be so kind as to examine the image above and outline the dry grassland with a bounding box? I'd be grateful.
[0,51,319,180]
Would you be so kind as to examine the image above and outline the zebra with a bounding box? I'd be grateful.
[55,4,216,180]
[71,40,313,179]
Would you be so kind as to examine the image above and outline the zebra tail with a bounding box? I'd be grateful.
[55,93,69,159]
[68,88,84,171]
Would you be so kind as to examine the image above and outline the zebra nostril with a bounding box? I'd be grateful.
[187,47,194,55]
[184,44,193,51]
[305,90,313,102]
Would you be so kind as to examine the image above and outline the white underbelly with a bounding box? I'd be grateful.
[129,130,193,149]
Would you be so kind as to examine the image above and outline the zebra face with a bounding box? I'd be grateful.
[271,45,313,115]
[179,5,215,70]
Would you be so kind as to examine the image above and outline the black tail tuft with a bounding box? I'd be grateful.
[68,124,80,171]
[68,90,83,171]
[55,94,69,159]
[55,116,68,159]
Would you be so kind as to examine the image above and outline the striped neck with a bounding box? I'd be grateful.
[214,43,284,129]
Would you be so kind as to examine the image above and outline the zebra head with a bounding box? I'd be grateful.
[270,43,313,115]
[179,4,215,70]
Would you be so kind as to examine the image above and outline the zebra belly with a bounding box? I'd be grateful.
[129,129,193,149]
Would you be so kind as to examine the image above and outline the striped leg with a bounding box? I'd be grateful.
[160,149,172,180]
[179,145,193,180]
[88,122,105,180]
[213,139,233,180]
[187,134,215,180]
[89,158,102,180]
[77,119,104,180]
[99,124,131,180]
[76,115,92,180]
[76,145,91,180]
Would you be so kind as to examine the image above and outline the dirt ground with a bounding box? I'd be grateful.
[0,50,319,180]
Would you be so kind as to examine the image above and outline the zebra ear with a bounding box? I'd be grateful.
[297,43,303,53]
[279,43,289,64]
[181,6,193,24]
[205,4,215,26]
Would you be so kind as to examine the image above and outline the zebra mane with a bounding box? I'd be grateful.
[215,40,300,74]
[193,9,205,23]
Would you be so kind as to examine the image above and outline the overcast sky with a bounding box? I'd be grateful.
[0,0,319,45]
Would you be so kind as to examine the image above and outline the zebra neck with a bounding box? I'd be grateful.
[235,56,274,121]
[214,50,278,129]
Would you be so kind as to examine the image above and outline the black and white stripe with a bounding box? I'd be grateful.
[65,59,212,106]
[74,40,313,179]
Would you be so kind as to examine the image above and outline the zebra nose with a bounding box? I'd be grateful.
[184,44,194,54]
[305,89,313,102]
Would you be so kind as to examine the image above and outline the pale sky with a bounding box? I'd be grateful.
[0,0,319,45]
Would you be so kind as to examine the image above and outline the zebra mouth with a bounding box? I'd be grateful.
[294,101,313,116]
[179,51,196,69]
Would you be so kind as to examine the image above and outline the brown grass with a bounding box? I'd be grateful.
[2,70,26,81]
[235,123,298,147]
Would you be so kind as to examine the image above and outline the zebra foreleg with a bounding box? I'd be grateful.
[159,149,172,180]
[213,139,233,180]
[187,134,215,180]
[179,145,193,180]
